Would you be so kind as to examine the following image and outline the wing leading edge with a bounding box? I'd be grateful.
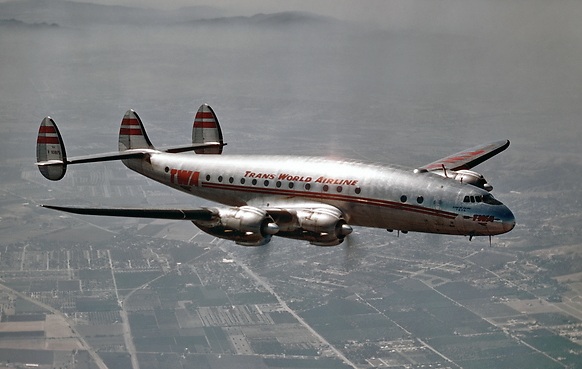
[40,205,216,221]
[418,140,510,172]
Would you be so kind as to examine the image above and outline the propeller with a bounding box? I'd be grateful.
[250,240,273,273]
[342,230,362,272]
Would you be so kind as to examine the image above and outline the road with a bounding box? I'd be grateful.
[108,249,140,369]
[0,280,109,369]
[220,244,359,369]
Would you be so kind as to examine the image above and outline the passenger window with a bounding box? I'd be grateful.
[417,196,424,204]
[229,177,234,184]
[305,183,311,190]
[288,182,294,189]
[355,187,361,195]
[206,175,211,181]
[322,185,329,192]
[264,180,269,186]
[240,178,245,184]
[276,181,282,188]
[336,186,343,193]
[400,195,407,203]
[252,179,257,185]
[218,176,223,182]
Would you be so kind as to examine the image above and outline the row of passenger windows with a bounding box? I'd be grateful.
[205,174,362,195]
[168,169,432,204]
[175,172,435,203]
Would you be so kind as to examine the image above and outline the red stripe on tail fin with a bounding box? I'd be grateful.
[192,104,224,154]
[36,117,67,181]
[37,136,61,144]
[118,110,154,151]
[38,125,57,133]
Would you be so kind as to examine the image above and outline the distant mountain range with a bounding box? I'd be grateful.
[187,12,337,28]
[0,0,336,28]
[0,18,59,28]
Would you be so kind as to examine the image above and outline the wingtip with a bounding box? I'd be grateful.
[498,139,511,152]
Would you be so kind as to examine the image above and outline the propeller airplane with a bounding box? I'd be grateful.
[36,104,515,246]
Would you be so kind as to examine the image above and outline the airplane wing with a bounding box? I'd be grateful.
[418,140,510,172]
[41,203,352,247]
[40,205,216,221]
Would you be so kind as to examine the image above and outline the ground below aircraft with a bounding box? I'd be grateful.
[36,104,515,246]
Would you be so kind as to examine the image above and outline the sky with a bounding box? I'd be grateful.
[1,0,581,214]
[62,0,582,34]
[70,0,399,19]
[3,0,582,37]
[1,6,582,351]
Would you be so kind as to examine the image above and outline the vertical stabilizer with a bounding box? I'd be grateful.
[118,110,154,152]
[192,104,224,154]
[36,117,67,181]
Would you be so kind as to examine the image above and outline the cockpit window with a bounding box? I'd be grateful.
[483,194,502,205]
[463,194,502,205]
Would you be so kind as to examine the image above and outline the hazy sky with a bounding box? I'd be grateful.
[74,0,395,18]
[93,0,431,30]
[35,0,582,37]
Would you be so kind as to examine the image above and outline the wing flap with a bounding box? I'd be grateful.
[419,140,510,172]
[41,205,216,221]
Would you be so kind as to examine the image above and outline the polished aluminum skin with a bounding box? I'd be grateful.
[36,104,515,246]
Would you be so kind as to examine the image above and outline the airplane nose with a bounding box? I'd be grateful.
[500,206,516,233]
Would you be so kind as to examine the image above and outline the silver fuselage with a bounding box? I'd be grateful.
[125,153,515,237]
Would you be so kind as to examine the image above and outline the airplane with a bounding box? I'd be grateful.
[36,104,515,246]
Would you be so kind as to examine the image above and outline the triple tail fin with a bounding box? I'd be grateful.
[118,110,154,152]
[192,104,224,154]
[36,105,224,181]
[36,117,67,181]
[36,111,151,181]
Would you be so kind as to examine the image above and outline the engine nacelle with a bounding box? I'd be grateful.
[277,208,353,246]
[192,206,279,246]
[452,170,493,191]
[432,168,493,191]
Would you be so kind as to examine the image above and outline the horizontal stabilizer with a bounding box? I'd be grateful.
[35,114,157,180]
[41,205,216,221]
[419,140,510,172]
[162,142,226,154]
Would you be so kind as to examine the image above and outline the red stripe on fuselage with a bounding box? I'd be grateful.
[198,181,458,220]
